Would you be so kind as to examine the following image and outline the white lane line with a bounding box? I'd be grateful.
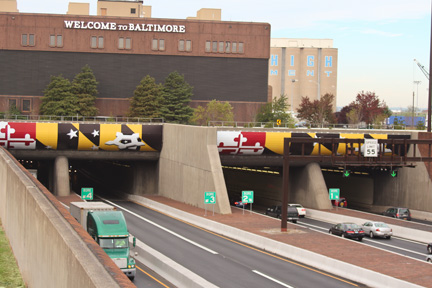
[103,199,219,255]
[253,270,294,288]
[362,239,426,256]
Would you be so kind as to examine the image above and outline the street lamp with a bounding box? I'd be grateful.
[291,79,298,114]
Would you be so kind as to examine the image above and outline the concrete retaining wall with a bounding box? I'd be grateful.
[158,124,231,214]
[128,194,424,288]
[0,148,130,288]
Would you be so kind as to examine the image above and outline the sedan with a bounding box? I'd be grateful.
[289,204,306,218]
[362,221,393,239]
[329,223,365,241]
[233,200,249,208]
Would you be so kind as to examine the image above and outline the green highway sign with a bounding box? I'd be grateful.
[81,187,93,200]
[329,188,340,200]
[204,192,216,204]
[242,190,254,203]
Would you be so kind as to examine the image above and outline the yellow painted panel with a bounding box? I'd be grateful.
[36,123,58,149]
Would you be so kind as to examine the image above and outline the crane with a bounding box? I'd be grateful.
[414,59,429,80]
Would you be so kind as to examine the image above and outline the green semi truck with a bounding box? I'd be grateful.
[70,202,137,280]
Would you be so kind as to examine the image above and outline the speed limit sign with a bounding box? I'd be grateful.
[364,139,378,157]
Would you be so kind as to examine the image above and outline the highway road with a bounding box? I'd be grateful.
[295,217,430,262]
[105,199,366,288]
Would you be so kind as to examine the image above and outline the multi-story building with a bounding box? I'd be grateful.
[268,38,338,113]
[0,0,270,122]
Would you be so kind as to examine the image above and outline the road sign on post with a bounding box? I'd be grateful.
[204,191,216,216]
[242,190,254,214]
[329,188,340,200]
[81,187,93,200]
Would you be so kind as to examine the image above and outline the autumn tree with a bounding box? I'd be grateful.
[39,75,78,116]
[128,75,162,118]
[340,91,390,125]
[296,93,336,125]
[192,100,234,125]
[72,65,99,116]
[255,94,294,125]
[159,71,194,124]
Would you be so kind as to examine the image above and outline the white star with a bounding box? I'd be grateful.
[91,130,99,137]
[67,129,78,139]
[45,145,52,149]
[91,145,99,150]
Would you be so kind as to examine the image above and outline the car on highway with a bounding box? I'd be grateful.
[427,254,432,263]
[427,243,432,254]
[265,205,299,223]
[331,197,347,207]
[382,207,411,221]
[288,204,306,218]
[233,200,249,208]
[329,222,365,241]
[361,221,393,239]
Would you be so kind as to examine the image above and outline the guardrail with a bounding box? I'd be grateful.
[0,114,164,123]
[208,121,409,130]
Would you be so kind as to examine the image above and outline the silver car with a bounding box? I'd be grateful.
[362,221,393,239]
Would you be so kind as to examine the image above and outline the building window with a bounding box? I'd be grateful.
[8,99,17,110]
[238,42,244,53]
[119,37,131,50]
[205,41,211,52]
[91,36,104,49]
[225,42,231,53]
[232,42,237,53]
[178,40,185,51]
[22,99,31,112]
[212,41,217,52]
[218,41,224,53]
[152,39,165,51]
[50,35,63,47]
[186,40,192,52]
[21,34,35,46]
[131,8,136,14]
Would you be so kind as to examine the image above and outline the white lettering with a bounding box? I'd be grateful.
[147,24,154,31]
[173,25,178,32]
[94,22,101,29]
[73,21,80,29]
[165,25,173,32]
[110,23,117,30]
[179,25,186,33]
[80,21,87,29]
[86,22,93,29]
[129,23,135,31]
[64,21,74,28]
[100,22,110,30]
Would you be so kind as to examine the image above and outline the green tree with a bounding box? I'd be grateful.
[255,94,294,125]
[39,75,78,116]
[128,75,162,118]
[296,93,336,126]
[346,108,361,124]
[159,71,194,124]
[192,100,234,125]
[72,65,99,116]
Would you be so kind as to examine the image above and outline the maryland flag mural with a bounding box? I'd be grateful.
[217,131,411,156]
[0,122,162,152]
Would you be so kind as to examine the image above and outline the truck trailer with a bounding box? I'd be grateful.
[70,202,136,280]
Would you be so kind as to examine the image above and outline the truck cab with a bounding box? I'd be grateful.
[87,210,136,280]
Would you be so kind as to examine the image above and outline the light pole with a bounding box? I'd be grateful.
[414,80,421,111]
[291,79,298,114]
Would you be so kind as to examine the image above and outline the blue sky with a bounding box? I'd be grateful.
[15,0,432,109]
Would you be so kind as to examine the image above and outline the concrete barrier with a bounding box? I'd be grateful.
[307,208,432,243]
[0,148,130,288]
[128,194,424,288]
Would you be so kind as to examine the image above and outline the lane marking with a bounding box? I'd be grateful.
[103,199,218,255]
[253,270,294,288]
[129,200,359,287]
[136,265,171,288]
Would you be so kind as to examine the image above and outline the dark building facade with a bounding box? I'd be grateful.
[0,12,271,121]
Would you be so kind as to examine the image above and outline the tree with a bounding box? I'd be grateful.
[72,65,99,116]
[296,93,336,125]
[128,75,162,118]
[346,107,361,124]
[159,71,194,124]
[39,75,78,116]
[255,94,294,125]
[192,100,234,125]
